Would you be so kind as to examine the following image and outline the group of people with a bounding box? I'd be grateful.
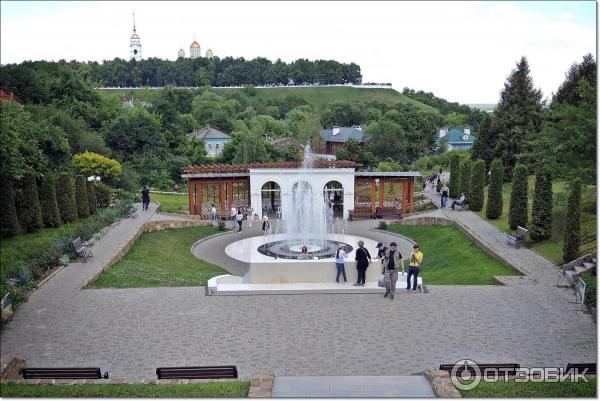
[439,184,467,210]
[334,240,424,299]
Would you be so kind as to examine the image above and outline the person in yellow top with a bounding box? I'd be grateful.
[406,243,423,292]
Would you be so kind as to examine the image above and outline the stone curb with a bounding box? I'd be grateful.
[423,370,462,398]
[248,372,273,398]
[0,378,245,385]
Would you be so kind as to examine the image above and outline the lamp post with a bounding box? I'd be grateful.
[87,175,101,208]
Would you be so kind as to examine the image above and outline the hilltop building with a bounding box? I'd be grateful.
[129,13,142,61]
[318,126,368,155]
[187,126,231,157]
[178,48,185,58]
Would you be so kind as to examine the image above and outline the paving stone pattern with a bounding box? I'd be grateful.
[0,199,596,380]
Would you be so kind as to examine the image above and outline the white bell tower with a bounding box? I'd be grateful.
[129,13,142,61]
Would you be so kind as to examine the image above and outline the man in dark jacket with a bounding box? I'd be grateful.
[353,240,372,286]
[141,185,150,211]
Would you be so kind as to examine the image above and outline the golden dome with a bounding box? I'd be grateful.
[190,41,200,48]
[131,32,140,39]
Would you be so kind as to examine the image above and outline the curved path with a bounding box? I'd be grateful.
[1,201,595,380]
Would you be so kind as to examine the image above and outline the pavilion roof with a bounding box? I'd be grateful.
[182,160,361,174]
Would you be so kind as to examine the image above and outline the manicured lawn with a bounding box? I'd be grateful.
[88,226,227,288]
[460,377,596,397]
[476,177,596,264]
[386,224,520,285]
[153,193,189,214]
[0,382,250,398]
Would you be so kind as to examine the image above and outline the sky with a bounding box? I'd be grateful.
[1,1,596,104]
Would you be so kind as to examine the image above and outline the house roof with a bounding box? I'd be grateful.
[441,128,476,144]
[187,126,231,141]
[182,160,361,176]
[320,127,367,143]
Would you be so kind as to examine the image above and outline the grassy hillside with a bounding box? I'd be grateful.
[101,86,438,112]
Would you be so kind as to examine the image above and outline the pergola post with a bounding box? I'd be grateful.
[219,182,225,212]
[401,180,408,216]
[378,180,385,211]
[371,180,377,216]
[188,180,194,215]
[409,178,414,214]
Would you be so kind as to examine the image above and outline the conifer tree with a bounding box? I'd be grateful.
[448,153,461,198]
[0,178,20,238]
[56,172,78,223]
[458,159,472,201]
[75,175,90,218]
[508,164,528,230]
[562,179,582,262]
[469,160,485,212]
[20,174,43,232]
[529,169,553,241]
[39,172,61,228]
[485,159,503,219]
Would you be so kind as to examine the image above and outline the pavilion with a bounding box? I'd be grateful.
[181,161,419,220]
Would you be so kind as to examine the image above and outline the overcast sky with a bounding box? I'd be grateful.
[1,1,596,104]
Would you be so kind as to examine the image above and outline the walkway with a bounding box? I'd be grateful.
[0,200,596,381]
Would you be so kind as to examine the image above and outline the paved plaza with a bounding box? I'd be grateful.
[0,200,596,380]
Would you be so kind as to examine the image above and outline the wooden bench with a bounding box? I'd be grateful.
[378,207,401,219]
[439,363,520,377]
[156,366,238,380]
[507,226,528,248]
[348,209,373,221]
[21,367,108,379]
[72,237,93,263]
[566,363,596,375]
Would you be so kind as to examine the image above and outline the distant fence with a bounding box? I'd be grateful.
[98,83,394,90]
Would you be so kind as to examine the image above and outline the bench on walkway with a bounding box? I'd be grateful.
[376,207,401,219]
[566,363,596,375]
[452,202,468,211]
[72,237,93,263]
[439,363,520,377]
[348,208,373,221]
[126,206,138,219]
[21,367,108,379]
[507,226,528,248]
[156,366,238,380]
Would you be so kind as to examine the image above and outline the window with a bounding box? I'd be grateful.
[208,144,213,149]
[216,144,220,149]
[463,135,469,140]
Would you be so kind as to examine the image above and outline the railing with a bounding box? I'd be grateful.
[576,277,587,304]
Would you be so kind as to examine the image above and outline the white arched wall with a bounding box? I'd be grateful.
[249,168,355,220]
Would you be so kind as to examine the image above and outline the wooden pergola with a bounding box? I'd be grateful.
[353,172,418,217]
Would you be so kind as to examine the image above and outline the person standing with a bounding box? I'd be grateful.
[247,207,254,228]
[406,243,423,292]
[335,244,348,283]
[210,204,218,221]
[236,209,243,233]
[354,240,371,286]
[230,205,237,229]
[141,185,150,211]
[262,215,270,235]
[376,242,387,259]
[382,242,403,299]
[441,184,449,208]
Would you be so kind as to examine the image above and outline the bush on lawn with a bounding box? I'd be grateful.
[75,176,90,218]
[563,178,582,263]
[56,172,78,223]
[508,164,529,230]
[0,178,20,238]
[39,172,62,228]
[469,159,485,212]
[20,174,43,233]
[530,169,553,241]
[449,153,461,198]
[486,159,503,219]
[378,221,388,230]
[458,159,472,201]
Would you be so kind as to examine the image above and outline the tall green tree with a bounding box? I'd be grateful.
[0,178,20,238]
[529,169,553,241]
[75,175,90,218]
[458,159,472,200]
[470,115,495,171]
[87,181,97,215]
[56,172,78,223]
[492,57,543,180]
[448,153,461,198]
[562,179,582,262]
[486,159,504,219]
[469,159,485,212]
[20,174,43,232]
[508,164,528,230]
[39,172,61,228]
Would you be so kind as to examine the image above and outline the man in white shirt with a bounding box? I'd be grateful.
[451,193,466,210]
[210,204,217,221]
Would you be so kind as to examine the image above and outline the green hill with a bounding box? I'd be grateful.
[100,86,438,113]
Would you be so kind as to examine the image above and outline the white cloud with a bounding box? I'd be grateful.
[0,1,595,103]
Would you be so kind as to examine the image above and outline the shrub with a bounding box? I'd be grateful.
[95,183,112,207]
[378,221,388,230]
[448,153,461,198]
[508,164,528,230]
[30,247,62,276]
[53,236,75,256]
[75,175,90,218]
[20,174,43,233]
[98,206,119,225]
[56,172,78,223]
[218,221,226,231]
[469,160,485,212]
[0,178,20,238]
[72,151,122,180]
[485,159,503,219]
[563,179,582,262]
[458,159,472,201]
[74,218,103,242]
[11,266,31,287]
[581,185,596,215]
[530,169,553,241]
[39,172,62,228]
[87,182,97,214]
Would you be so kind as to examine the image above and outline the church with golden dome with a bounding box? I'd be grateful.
[129,13,142,61]
[177,37,215,60]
